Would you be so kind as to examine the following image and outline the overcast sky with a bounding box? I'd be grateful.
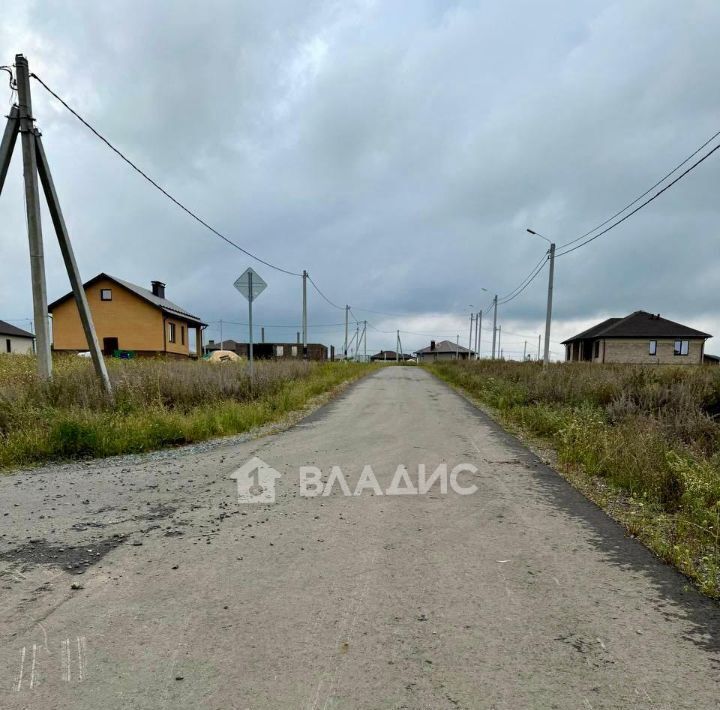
[2,0,720,358]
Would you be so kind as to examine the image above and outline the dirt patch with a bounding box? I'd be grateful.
[0,535,128,575]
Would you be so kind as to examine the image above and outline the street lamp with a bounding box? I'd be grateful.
[527,228,556,366]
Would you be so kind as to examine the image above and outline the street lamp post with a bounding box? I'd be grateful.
[527,229,556,367]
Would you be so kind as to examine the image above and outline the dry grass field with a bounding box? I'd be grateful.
[0,355,370,469]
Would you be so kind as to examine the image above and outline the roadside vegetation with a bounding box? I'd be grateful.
[0,355,371,469]
[428,360,720,598]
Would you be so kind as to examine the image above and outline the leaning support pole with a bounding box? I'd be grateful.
[16,54,52,379]
[0,105,20,195]
[34,131,114,399]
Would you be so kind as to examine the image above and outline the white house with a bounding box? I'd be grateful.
[0,320,35,354]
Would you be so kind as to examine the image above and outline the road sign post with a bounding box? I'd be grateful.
[234,267,267,385]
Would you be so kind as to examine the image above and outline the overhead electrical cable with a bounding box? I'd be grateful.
[30,72,302,277]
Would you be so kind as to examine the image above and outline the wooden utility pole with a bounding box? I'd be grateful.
[35,132,113,397]
[1,55,112,397]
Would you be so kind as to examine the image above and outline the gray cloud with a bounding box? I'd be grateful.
[1,0,719,358]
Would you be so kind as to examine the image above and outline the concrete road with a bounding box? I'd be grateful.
[1,367,719,709]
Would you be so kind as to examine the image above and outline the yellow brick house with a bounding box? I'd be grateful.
[49,273,206,358]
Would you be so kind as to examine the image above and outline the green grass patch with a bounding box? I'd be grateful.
[0,355,372,469]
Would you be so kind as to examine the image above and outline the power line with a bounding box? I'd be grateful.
[30,72,302,277]
[556,142,720,257]
[307,274,345,310]
[558,128,720,250]
[497,257,548,305]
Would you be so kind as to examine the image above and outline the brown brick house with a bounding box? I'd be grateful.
[49,273,206,358]
[204,339,329,361]
[562,311,711,364]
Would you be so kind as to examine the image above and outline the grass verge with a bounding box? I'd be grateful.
[0,356,372,469]
[427,360,720,599]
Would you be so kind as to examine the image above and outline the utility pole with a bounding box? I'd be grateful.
[302,270,308,359]
[543,243,555,366]
[468,313,474,356]
[1,55,111,396]
[363,321,367,362]
[261,326,265,344]
[344,305,349,360]
[476,311,482,360]
[35,132,113,398]
[491,295,498,359]
[396,330,400,362]
[16,55,51,379]
[523,340,527,361]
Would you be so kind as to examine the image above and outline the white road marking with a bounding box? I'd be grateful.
[29,644,37,689]
[61,638,71,682]
[77,636,87,682]
[14,646,26,692]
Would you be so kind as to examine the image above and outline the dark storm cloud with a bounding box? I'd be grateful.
[1,0,719,357]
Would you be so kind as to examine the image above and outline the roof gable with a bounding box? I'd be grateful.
[563,311,711,343]
[48,273,205,325]
[0,320,34,338]
[416,339,472,354]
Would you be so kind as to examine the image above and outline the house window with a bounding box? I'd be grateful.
[593,341,600,359]
[276,345,284,357]
[674,340,689,356]
[100,288,112,301]
[291,345,298,357]
[649,340,657,356]
[181,325,185,345]
[168,322,176,343]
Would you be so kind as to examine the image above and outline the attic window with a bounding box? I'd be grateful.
[100,288,112,301]
[674,340,689,356]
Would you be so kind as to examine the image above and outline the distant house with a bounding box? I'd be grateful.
[562,311,711,364]
[204,339,329,361]
[48,273,206,358]
[370,350,412,362]
[0,320,34,354]
[415,340,473,362]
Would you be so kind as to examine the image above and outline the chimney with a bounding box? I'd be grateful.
[430,340,436,351]
[151,280,166,299]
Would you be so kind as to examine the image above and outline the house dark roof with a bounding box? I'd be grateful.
[0,320,34,338]
[416,339,472,354]
[48,273,206,326]
[562,311,711,344]
[370,350,412,360]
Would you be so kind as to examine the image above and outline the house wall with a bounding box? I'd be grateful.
[417,351,469,362]
[602,338,704,364]
[51,277,187,355]
[1,335,34,354]
[163,317,192,356]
